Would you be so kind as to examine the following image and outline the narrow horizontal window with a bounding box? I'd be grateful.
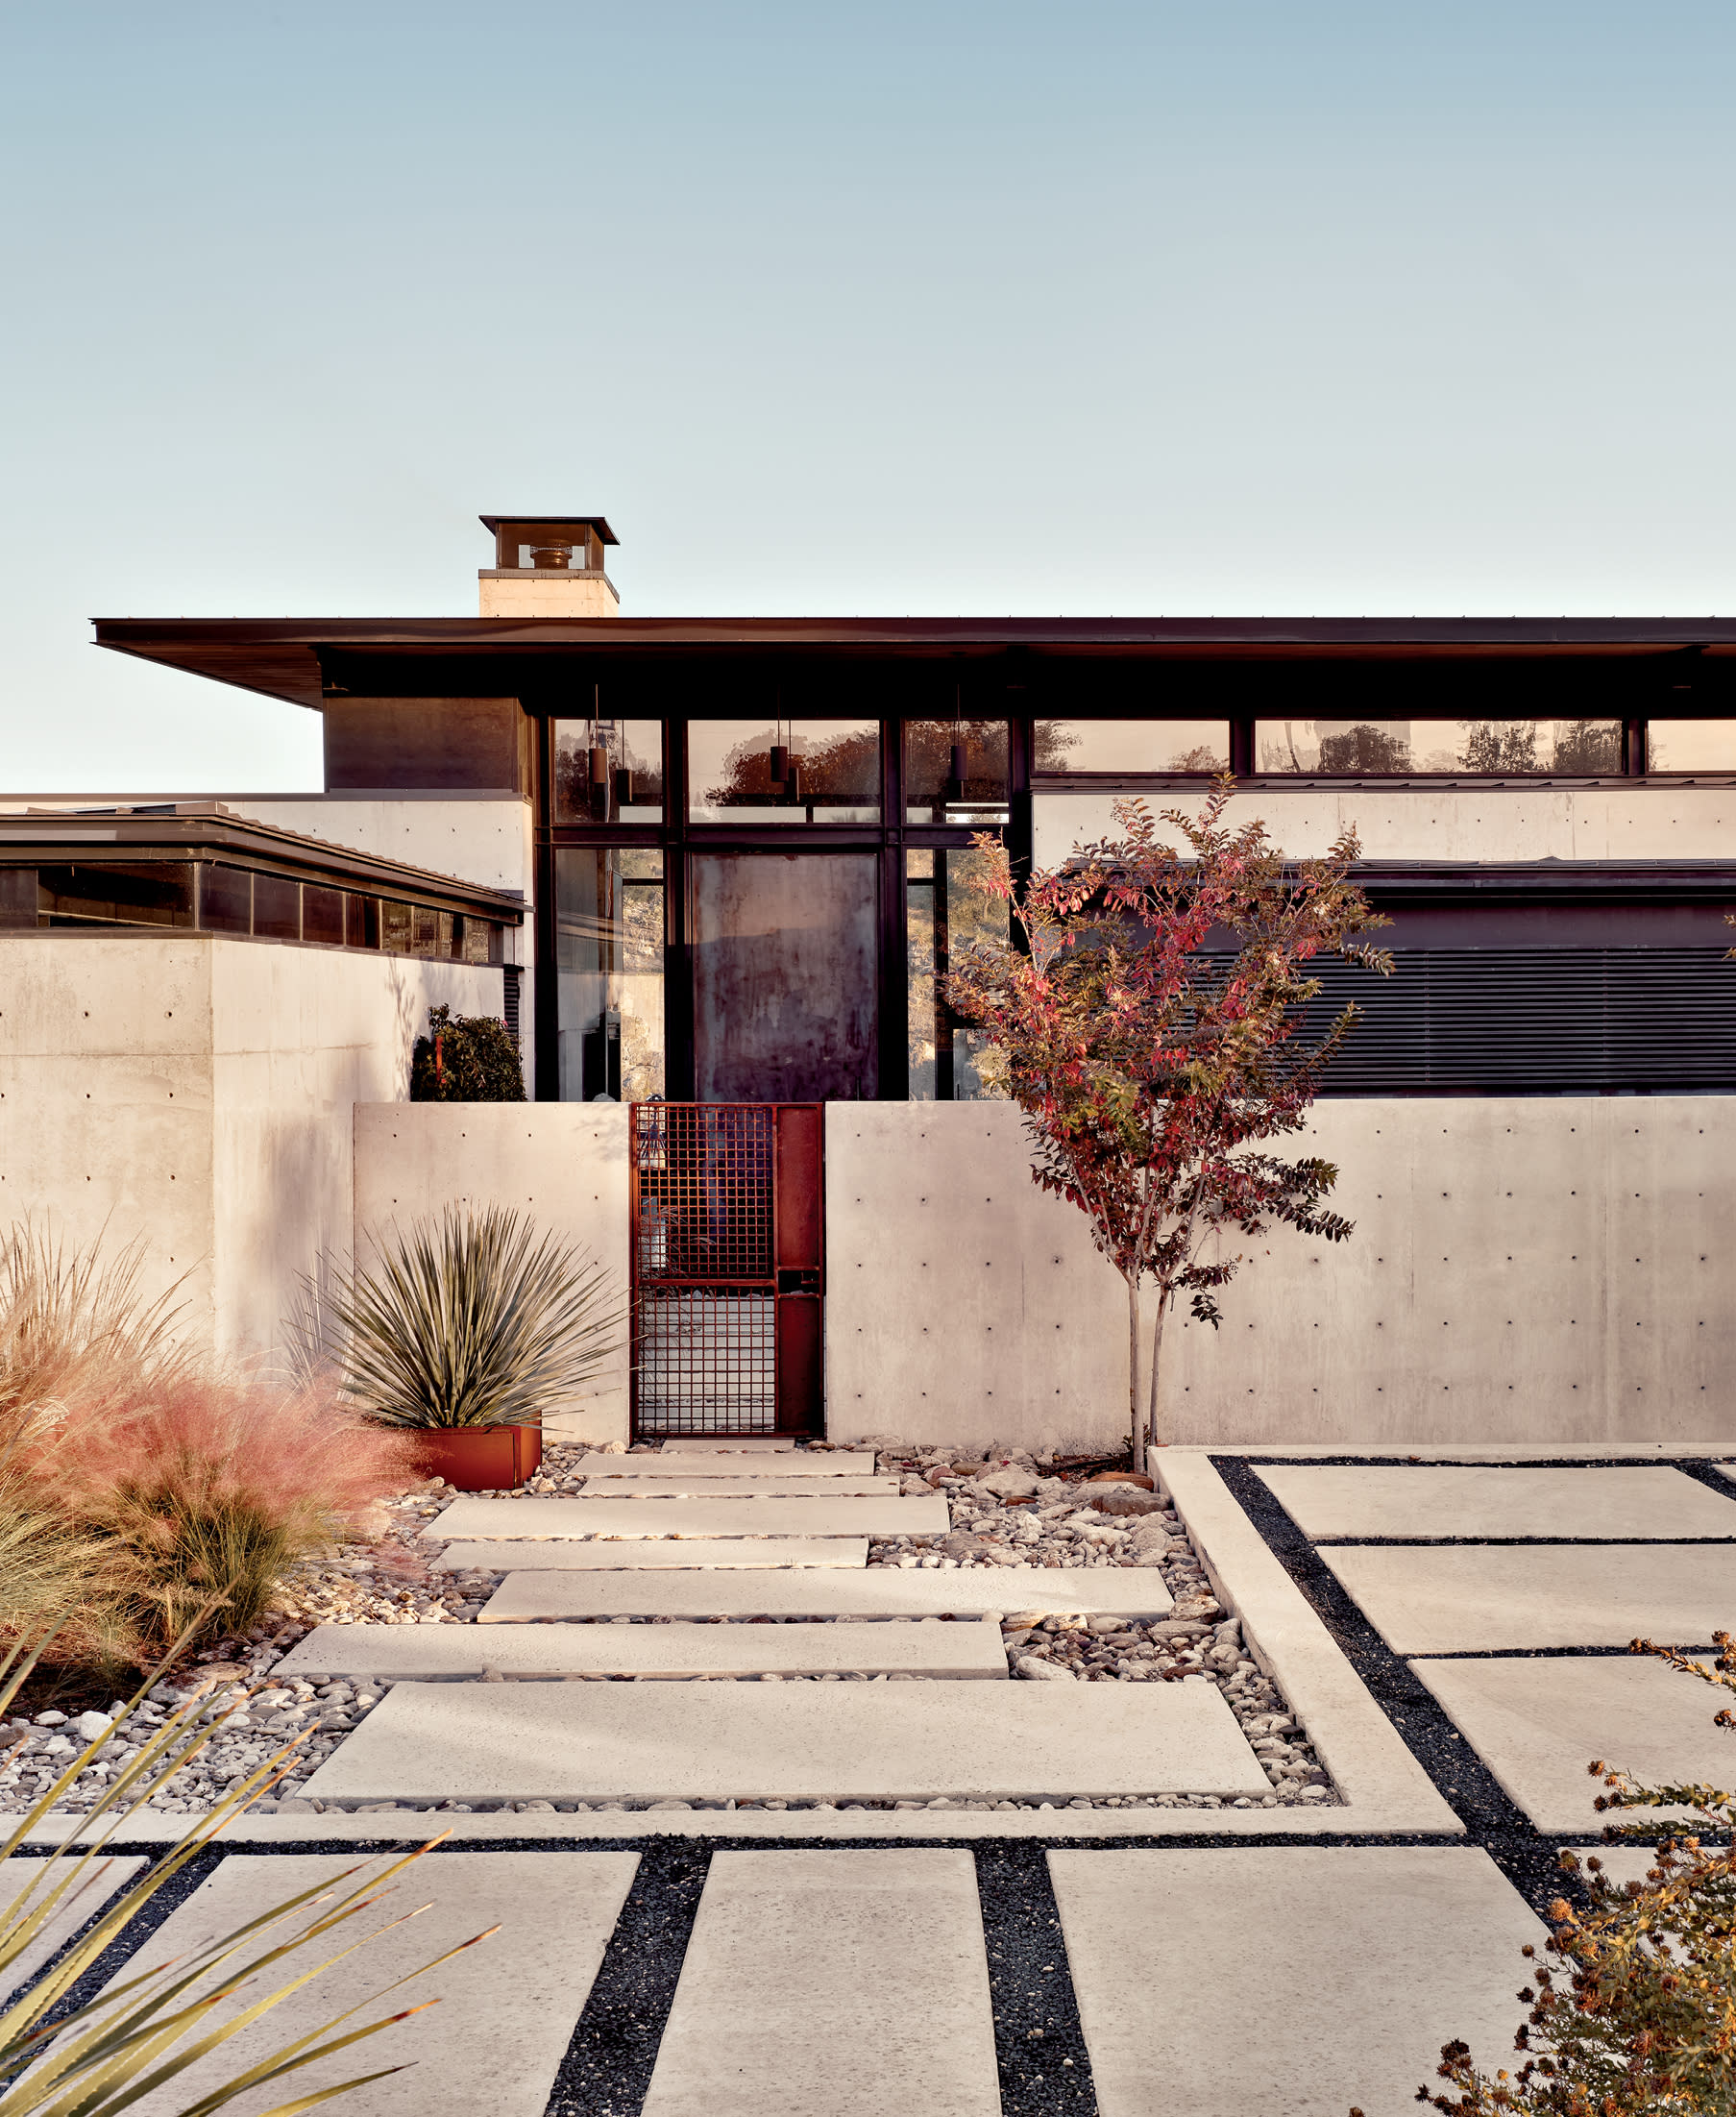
[1645,720,1736,772]
[1255,718,1622,775]
[687,719,880,823]
[1033,720,1230,775]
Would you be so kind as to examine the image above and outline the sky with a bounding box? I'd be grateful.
[2,2,1733,791]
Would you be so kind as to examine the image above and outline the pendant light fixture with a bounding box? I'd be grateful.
[588,687,609,822]
[946,686,967,804]
[768,696,789,790]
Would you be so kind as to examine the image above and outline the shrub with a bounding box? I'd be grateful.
[1396,1632,1736,2115]
[28,1370,418,1660]
[0,1486,140,1669]
[315,1203,624,1429]
[409,1003,525,1102]
[0,1220,185,1447]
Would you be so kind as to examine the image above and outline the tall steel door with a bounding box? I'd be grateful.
[629,1102,825,1439]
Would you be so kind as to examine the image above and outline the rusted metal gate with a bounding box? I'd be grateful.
[628,1103,824,1438]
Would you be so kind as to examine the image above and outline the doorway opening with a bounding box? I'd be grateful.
[629,1102,824,1439]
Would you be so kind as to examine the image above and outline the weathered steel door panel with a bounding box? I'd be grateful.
[630,1102,824,1438]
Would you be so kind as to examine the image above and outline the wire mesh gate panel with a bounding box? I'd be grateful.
[629,1103,824,1438]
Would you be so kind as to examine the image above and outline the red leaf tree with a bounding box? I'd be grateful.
[945,780,1391,1458]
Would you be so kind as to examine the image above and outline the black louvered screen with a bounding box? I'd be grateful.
[1285,948,1736,1094]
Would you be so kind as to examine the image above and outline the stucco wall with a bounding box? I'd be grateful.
[0,934,503,1371]
[1034,784,1736,867]
[351,1103,631,1444]
[824,1097,1736,1451]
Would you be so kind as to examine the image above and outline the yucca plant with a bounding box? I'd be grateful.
[308,1205,624,1429]
[0,1625,492,2116]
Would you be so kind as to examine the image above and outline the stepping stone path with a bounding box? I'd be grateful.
[285,1441,1303,1811]
[1260,1463,1736,1541]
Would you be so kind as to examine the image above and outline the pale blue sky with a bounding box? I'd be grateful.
[2,2,1732,790]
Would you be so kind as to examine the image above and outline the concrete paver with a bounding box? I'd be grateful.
[432,1538,869,1571]
[303,1679,1271,1806]
[96,1850,638,2117]
[1413,1655,1736,1831]
[641,1850,998,2117]
[576,1451,869,1478]
[274,1615,1009,1681]
[574,1477,899,1498]
[661,1437,795,1452]
[430,1494,949,1540]
[0,1854,145,1995]
[480,1568,1173,1621]
[1321,1542,1736,1652]
[1049,1847,1541,2117]
[1259,1464,1736,1541]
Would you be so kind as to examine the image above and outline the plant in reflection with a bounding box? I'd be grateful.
[1391,1632,1736,2114]
[944,776,1391,1456]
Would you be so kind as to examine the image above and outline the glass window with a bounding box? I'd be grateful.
[379,898,413,953]
[34,862,195,929]
[199,864,253,933]
[907,847,1008,1101]
[252,872,301,941]
[1646,721,1736,772]
[1033,719,1230,775]
[904,720,1010,824]
[303,884,344,947]
[553,720,664,823]
[456,914,501,965]
[1255,718,1623,774]
[687,719,880,823]
[555,847,666,1101]
[0,870,36,927]
[346,893,379,948]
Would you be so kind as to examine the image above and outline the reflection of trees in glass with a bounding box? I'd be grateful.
[1032,723,1078,773]
[904,720,1008,810]
[1551,719,1622,774]
[1316,724,1412,774]
[703,724,879,808]
[907,847,1008,1100]
[1461,720,1539,773]
[553,722,664,820]
[1170,742,1222,771]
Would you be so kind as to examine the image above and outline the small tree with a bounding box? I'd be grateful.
[946,779,1390,1457]
[410,1003,525,1102]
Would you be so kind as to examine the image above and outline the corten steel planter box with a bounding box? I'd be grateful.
[408,1424,542,1490]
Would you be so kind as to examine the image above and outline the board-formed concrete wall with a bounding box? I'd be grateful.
[351,1103,630,1443]
[1033,783,1736,868]
[825,1097,1736,1450]
[0,934,502,1368]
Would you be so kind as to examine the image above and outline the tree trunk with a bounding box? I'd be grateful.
[1126,1275,1144,1465]
[1144,1287,1171,1463]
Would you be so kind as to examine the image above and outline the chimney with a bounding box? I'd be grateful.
[477,515,621,617]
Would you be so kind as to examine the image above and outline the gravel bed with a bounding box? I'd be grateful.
[0,1439,1334,1817]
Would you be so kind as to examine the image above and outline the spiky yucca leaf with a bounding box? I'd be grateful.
[0,1628,493,2117]
[319,1205,624,1429]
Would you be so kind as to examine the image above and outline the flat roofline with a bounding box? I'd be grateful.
[0,809,524,916]
[90,615,1736,711]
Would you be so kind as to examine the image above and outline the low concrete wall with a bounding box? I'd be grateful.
[0,934,502,1370]
[351,1103,630,1444]
[825,1097,1736,1450]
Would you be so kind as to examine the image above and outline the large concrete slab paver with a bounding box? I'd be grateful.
[1413,1656,1736,1831]
[1049,1847,1541,2117]
[575,1477,899,1498]
[577,1451,870,1478]
[93,1850,638,2117]
[429,1494,949,1540]
[1321,1542,1736,1652]
[302,1679,1270,1805]
[0,1855,145,1995]
[432,1538,869,1572]
[660,1436,795,1452]
[274,1615,1008,1681]
[481,1567,1172,1620]
[1260,1464,1736,1541]
[641,1850,998,2117]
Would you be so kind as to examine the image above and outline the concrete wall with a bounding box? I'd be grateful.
[351,1103,631,1444]
[823,1097,1736,1451]
[0,934,502,1370]
[1034,784,1736,867]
